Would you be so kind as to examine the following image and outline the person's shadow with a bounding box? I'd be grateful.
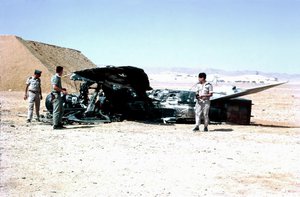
[210,128,233,132]
[63,125,98,129]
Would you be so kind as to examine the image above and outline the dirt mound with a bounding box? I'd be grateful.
[0,35,96,92]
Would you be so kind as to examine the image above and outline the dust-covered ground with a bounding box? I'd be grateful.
[1,83,300,196]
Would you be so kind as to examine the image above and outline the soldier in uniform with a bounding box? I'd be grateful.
[193,72,213,132]
[51,66,67,129]
[24,70,43,123]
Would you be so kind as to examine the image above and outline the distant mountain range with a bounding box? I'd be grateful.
[96,65,300,82]
[143,67,300,82]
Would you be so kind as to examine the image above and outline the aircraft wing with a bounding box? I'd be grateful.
[212,82,287,101]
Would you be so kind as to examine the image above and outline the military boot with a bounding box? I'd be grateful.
[193,126,199,132]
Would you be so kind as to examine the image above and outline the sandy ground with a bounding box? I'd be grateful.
[1,83,300,196]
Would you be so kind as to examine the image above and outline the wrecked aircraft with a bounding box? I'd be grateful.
[148,81,285,124]
[45,66,155,124]
[45,66,286,125]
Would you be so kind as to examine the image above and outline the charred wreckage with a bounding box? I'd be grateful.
[45,66,285,125]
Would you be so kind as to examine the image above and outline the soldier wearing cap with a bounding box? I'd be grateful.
[51,66,67,129]
[193,72,213,132]
[24,69,43,123]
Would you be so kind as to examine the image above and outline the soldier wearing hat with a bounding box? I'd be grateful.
[24,69,43,123]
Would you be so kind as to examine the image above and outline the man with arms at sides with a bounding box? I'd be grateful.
[24,69,43,123]
[193,72,213,132]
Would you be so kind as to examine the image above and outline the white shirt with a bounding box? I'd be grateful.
[26,76,41,92]
[196,82,213,101]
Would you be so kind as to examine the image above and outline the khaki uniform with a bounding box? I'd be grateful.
[26,76,41,121]
[195,82,213,127]
[51,74,64,126]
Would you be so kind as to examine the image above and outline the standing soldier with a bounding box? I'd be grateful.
[51,66,67,129]
[193,72,213,132]
[24,70,43,123]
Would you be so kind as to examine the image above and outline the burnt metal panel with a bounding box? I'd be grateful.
[210,98,252,124]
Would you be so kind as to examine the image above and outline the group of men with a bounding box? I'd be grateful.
[24,66,67,130]
[24,68,213,132]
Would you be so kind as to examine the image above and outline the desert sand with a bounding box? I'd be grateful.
[0,82,300,196]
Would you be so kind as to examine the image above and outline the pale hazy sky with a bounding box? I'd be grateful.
[1,0,299,74]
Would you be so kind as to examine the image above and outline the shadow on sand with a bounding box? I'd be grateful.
[63,125,98,129]
[210,128,233,132]
[250,123,299,128]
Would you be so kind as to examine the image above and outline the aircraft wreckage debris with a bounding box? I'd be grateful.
[44,66,286,125]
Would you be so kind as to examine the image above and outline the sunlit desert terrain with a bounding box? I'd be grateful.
[1,82,299,196]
